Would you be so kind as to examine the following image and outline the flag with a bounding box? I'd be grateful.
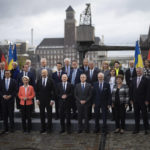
[1,53,8,70]
[8,44,14,70]
[147,49,150,60]
[13,44,17,61]
[134,41,144,68]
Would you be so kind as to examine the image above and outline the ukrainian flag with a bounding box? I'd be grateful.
[8,44,14,70]
[134,41,144,68]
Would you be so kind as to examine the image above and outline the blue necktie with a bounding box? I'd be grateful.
[99,83,102,92]
[6,79,9,91]
[82,84,84,92]
[71,69,76,85]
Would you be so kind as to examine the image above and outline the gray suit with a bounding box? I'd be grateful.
[74,83,92,131]
[36,67,52,81]
[29,67,36,80]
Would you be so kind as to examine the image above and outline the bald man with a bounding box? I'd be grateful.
[57,74,72,134]
[36,69,56,134]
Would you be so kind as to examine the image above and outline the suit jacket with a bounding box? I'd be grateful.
[101,70,110,83]
[18,85,35,105]
[69,68,83,85]
[74,83,92,105]
[125,68,137,87]
[130,76,149,103]
[62,65,72,77]
[0,78,17,101]
[93,81,112,106]
[36,77,56,104]
[11,68,20,80]
[17,71,35,89]
[57,82,72,103]
[52,70,66,84]
[85,68,100,86]
[29,67,36,80]
[36,67,52,81]
[80,66,89,73]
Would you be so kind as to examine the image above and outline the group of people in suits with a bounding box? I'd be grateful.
[0,57,150,135]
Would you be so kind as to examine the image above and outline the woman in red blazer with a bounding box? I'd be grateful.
[18,76,35,133]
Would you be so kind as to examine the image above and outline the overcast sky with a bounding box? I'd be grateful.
[0,0,150,51]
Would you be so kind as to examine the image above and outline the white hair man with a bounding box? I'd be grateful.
[36,58,52,80]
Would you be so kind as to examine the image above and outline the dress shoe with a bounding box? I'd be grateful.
[59,130,65,134]
[85,129,90,133]
[132,130,139,134]
[1,130,8,134]
[40,129,46,134]
[77,130,82,134]
[93,129,99,133]
[145,130,148,135]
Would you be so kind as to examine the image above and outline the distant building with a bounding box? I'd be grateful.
[36,6,105,68]
[140,26,150,59]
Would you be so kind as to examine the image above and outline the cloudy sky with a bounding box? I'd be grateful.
[0,0,150,55]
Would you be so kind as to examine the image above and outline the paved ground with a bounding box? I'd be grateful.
[105,131,150,150]
[0,131,100,150]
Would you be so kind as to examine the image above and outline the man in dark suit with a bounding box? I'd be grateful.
[85,61,100,119]
[52,62,66,119]
[85,61,100,85]
[93,72,112,133]
[130,67,149,135]
[69,60,83,119]
[80,58,89,73]
[125,60,137,111]
[26,59,36,80]
[36,58,52,80]
[57,74,72,134]
[114,61,124,76]
[74,74,92,133]
[0,70,17,133]
[62,58,72,77]
[36,69,56,134]
[0,62,5,120]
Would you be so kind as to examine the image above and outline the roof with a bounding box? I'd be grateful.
[66,6,74,12]
[38,38,64,47]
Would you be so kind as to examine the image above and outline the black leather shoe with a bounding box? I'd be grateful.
[40,129,46,134]
[59,130,65,134]
[1,130,8,134]
[145,130,148,135]
[132,130,139,134]
[93,129,99,133]
[85,129,89,133]
[78,130,82,134]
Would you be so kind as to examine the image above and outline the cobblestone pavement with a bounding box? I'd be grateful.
[0,131,100,150]
[105,131,150,150]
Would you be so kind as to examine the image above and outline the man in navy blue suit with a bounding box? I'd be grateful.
[93,72,111,133]
[52,62,66,119]
[69,60,83,119]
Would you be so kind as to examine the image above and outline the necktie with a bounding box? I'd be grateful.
[99,83,102,92]
[43,78,45,87]
[82,84,84,92]
[90,70,93,79]
[58,71,60,78]
[6,79,9,90]
[71,69,76,85]
[63,83,66,92]
[137,77,140,88]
